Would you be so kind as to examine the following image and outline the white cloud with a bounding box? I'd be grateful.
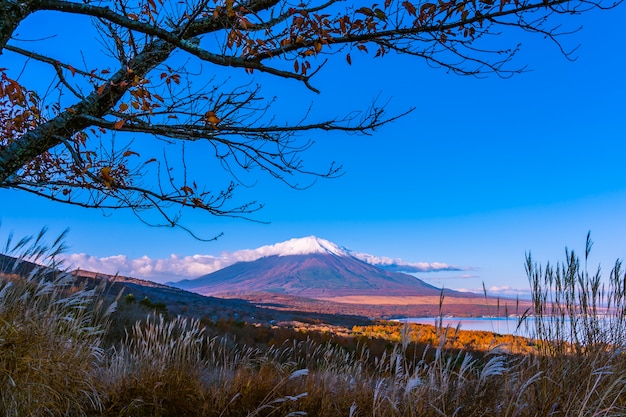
[487,285,532,298]
[351,251,469,272]
[451,285,532,299]
[62,236,474,284]
[417,273,481,281]
[63,252,225,282]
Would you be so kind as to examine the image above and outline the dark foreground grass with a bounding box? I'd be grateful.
[2,231,626,416]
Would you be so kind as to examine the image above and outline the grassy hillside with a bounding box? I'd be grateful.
[2,231,626,416]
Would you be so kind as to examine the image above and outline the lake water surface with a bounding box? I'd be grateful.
[400,316,623,342]
[399,317,535,337]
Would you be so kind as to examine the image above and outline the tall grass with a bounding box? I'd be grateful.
[521,233,626,416]
[3,229,626,416]
[0,228,114,416]
[525,232,626,351]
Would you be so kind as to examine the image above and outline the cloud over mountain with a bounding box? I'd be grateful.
[64,253,227,280]
[64,236,470,283]
[350,252,465,273]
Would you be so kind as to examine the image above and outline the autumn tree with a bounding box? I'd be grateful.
[0,0,617,237]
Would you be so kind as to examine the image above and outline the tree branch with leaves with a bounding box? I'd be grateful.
[0,0,619,238]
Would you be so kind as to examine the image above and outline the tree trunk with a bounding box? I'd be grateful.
[0,0,36,52]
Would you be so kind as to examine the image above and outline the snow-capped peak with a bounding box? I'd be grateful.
[255,236,348,258]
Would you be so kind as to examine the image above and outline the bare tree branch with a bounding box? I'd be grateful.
[0,0,620,237]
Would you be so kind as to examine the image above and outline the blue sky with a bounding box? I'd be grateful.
[1,4,625,297]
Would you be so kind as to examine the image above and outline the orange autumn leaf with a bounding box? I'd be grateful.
[99,166,114,188]
[205,111,220,126]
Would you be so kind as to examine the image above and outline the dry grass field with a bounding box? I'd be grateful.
[3,232,626,416]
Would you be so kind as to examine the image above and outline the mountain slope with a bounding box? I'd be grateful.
[173,241,466,298]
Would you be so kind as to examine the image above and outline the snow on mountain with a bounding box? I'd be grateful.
[253,236,349,257]
[247,236,462,273]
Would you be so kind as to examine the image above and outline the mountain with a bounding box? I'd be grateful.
[0,252,376,326]
[172,236,468,298]
[2,247,517,322]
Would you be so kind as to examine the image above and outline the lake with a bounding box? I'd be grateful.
[398,317,536,337]
[399,316,624,341]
